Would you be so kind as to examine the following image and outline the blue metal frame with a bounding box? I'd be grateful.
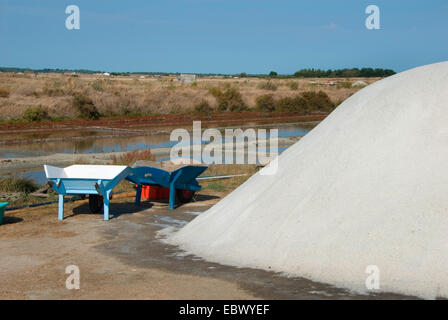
[49,167,132,221]
[126,165,207,210]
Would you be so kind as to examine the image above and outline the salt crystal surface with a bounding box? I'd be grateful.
[165,62,448,299]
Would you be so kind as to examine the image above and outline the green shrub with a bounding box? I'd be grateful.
[0,176,38,194]
[301,91,334,111]
[276,96,308,111]
[23,106,50,122]
[274,91,334,112]
[256,94,276,112]
[194,100,212,113]
[209,87,247,112]
[73,93,101,120]
[338,81,352,88]
[0,88,10,98]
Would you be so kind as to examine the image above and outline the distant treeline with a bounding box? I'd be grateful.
[0,66,395,78]
[0,67,102,74]
[0,67,213,77]
[292,68,396,78]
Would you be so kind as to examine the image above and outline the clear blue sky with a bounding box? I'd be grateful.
[1,0,447,74]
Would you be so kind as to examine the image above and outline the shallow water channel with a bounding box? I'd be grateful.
[1,121,317,185]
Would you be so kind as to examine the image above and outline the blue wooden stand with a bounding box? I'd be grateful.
[48,166,132,221]
[126,165,207,210]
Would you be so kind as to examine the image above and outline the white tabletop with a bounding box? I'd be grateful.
[44,164,129,180]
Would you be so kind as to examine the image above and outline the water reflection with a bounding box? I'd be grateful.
[0,122,316,158]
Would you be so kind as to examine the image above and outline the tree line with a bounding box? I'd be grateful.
[0,66,396,78]
[292,68,395,78]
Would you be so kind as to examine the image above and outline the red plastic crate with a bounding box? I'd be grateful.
[141,185,170,200]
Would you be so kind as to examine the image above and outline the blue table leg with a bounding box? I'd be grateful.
[135,184,142,206]
[58,194,64,220]
[104,191,110,221]
[169,183,176,210]
[168,171,182,210]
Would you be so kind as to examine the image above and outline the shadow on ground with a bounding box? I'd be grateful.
[68,201,153,220]
[1,216,23,225]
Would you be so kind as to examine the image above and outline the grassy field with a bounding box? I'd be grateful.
[0,72,378,121]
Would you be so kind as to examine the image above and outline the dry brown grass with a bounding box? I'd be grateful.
[0,87,10,98]
[109,149,154,166]
[0,72,379,121]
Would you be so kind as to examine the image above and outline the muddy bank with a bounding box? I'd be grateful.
[0,111,326,137]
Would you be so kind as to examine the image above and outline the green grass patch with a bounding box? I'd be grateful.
[205,182,227,192]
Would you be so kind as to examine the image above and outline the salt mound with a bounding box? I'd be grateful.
[166,62,448,299]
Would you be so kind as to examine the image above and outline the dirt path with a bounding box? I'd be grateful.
[0,195,257,299]
[0,191,415,300]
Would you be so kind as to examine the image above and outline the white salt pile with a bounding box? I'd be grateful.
[165,61,448,299]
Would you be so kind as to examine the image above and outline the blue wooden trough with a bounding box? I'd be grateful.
[44,164,132,221]
[126,165,208,210]
[0,202,9,225]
